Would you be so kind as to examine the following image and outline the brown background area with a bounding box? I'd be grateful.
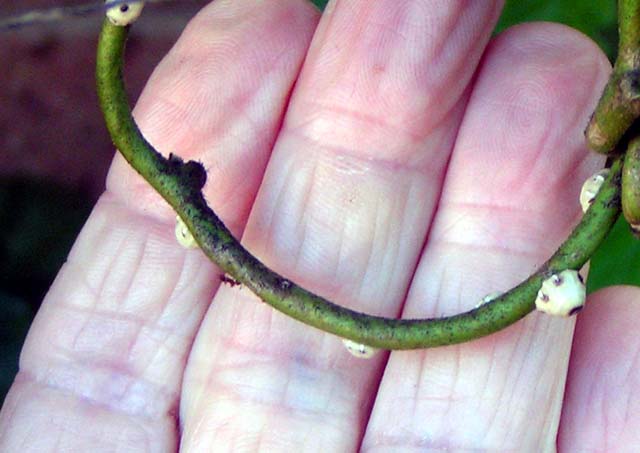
[0,0,209,200]
[0,0,209,403]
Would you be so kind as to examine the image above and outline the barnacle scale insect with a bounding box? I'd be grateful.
[342,339,378,359]
[105,1,145,26]
[580,169,609,213]
[535,270,586,317]
[175,215,198,249]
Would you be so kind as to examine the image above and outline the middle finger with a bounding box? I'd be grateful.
[181,1,503,450]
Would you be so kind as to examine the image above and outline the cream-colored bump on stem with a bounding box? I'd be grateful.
[580,169,610,213]
[475,291,502,308]
[535,270,586,317]
[105,1,145,26]
[342,339,378,359]
[175,215,198,249]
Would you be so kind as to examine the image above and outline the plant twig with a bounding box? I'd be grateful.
[622,134,640,233]
[96,19,622,350]
[585,0,640,153]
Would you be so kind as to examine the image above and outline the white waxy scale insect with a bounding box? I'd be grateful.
[475,291,502,308]
[580,169,609,213]
[342,339,378,359]
[535,269,586,317]
[175,215,199,249]
[105,1,145,26]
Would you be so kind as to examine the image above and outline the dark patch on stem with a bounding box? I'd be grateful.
[220,274,241,287]
[569,305,584,316]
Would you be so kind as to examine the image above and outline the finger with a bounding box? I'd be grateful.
[558,287,640,450]
[108,0,318,233]
[364,23,611,450]
[0,1,318,450]
[180,1,503,450]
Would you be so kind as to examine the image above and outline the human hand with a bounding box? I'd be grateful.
[1,1,640,450]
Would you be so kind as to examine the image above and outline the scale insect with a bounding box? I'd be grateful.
[105,1,145,26]
[174,215,199,249]
[342,339,378,359]
[535,270,586,317]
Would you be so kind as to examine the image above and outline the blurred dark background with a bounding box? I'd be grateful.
[0,0,637,405]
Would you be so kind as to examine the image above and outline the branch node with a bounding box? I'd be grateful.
[620,69,640,100]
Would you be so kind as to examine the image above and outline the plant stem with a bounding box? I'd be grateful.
[585,0,640,153]
[622,135,640,233]
[96,19,622,350]
[618,0,640,70]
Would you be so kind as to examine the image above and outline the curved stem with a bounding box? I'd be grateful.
[96,20,622,350]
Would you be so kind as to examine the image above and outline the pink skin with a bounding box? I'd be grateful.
[1,0,639,450]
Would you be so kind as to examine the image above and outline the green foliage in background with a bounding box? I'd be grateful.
[497,0,618,59]
[310,0,328,12]
[1,0,639,402]
[0,179,93,400]
[588,217,640,291]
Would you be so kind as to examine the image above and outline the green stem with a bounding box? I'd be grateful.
[585,0,640,153]
[618,0,640,70]
[96,20,622,350]
[622,134,640,233]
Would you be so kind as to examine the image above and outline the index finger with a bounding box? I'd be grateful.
[0,1,318,450]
